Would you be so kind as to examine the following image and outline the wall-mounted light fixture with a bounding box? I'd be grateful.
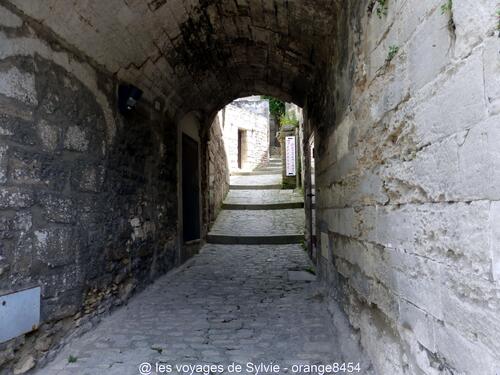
[118,84,143,114]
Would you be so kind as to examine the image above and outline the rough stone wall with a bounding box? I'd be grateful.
[0,6,178,373]
[222,96,270,171]
[285,103,304,125]
[206,116,229,226]
[312,0,500,374]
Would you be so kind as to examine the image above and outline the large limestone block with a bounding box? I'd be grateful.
[483,38,500,115]
[490,201,500,282]
[0,5,22,28]
[408,7,452,92]
[442,269,500,355]
[394,0,442,45]
[324,207,358,238]
[375,202,491,275]
[333,236,398,292]
[357,308,406,374]
[318,170,388,208]
[452,0,498,58]
[386,249,443,319]
[398,299,436,352]
[435,322,499,374]
[413,51,486,146]
[381,118,496,202]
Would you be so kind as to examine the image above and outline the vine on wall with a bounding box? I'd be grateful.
[368,0,388,18]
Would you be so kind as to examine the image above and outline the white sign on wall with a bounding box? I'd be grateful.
[285,136,296,177]
[0,287,40,343]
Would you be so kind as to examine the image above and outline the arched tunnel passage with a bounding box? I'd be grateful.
[0,0,499,374]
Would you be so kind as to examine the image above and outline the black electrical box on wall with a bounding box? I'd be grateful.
[118,84,143,114]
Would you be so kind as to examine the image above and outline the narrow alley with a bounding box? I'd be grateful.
[1,1,499,374]
[32,158,369,375]
[208,156,304,245]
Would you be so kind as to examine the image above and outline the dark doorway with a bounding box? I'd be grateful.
[237,129,243,169]
[182,134,200,242]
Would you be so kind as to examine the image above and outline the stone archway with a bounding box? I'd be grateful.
[2,0,339,117]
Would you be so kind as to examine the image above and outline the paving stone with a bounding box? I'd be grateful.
[32,243,366,375]
[224,190,303,205]
[230,174,282,186]
[287,271,316,282]
[231,170,281,176]
[229,184,282,190]
[209,210,304,237]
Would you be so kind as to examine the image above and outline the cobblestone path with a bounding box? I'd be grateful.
[34,158,371,375]
[224,190,303,205]
[208,158,304,244]
[209,210,304,237]
[230,174,281,186]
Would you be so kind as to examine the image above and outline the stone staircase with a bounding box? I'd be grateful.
[227,157,282,190]
[230,157,282,176]
[207,157,305,244]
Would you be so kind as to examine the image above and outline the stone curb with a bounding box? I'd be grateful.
[221,202,304,210]
[231,171,281,176]
[206,234,304,244]
[229,184,282,190]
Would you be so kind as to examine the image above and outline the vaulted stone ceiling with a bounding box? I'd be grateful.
[6,0,339,118]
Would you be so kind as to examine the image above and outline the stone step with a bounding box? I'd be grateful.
[288,270,317,281]
[208,209,304,240]
[229,184,282,190]
[230,174,281,186]
[206,234,304,245]
[257,167,282,171]
[221,202,304,210]
[255,166,281,172]
[253,169,281,174]
[231,170,281,176]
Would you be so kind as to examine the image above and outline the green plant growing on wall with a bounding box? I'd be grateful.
[300,239,307,251]
[304,266,316,275]
[386,45,399,62]
[497,9,500,32]
[376,0,388,18]
[367,0,388,18]
[279,112,299,128]
[68,355,78,363]
[440,0,456,36]
[261,96,285,122]
[441,0,452,14]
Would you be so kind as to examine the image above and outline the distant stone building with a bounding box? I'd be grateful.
[217,96,270,172]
